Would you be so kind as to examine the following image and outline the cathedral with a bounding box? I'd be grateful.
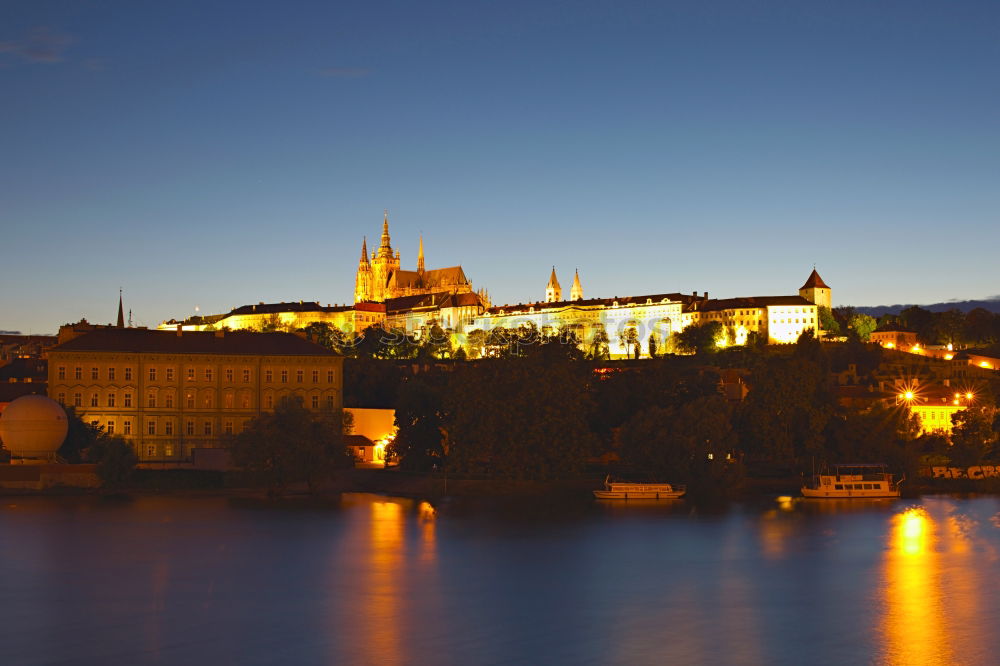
[354,212,475,303]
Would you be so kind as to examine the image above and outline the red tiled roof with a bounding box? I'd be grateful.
[800,269,829,290]
[50,329,337,356]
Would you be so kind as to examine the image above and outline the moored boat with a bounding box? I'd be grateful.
[801,463,903,499]
[593,476,686,500]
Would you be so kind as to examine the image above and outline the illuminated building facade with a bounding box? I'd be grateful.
[892,383,972,435]
[47,328,343,463]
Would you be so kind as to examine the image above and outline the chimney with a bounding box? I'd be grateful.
[176,324,182,337]
[704,292,709,299]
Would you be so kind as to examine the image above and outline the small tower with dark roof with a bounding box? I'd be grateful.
[545,267,562,303]
[799,268,831,310]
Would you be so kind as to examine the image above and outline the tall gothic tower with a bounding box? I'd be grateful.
[354,237,373,303]
[417,235,425,274]
[370,211,401,302]
[570,269,584,301]
[545,267,562,303]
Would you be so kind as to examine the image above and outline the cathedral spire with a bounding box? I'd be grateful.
[380,209,391,250]
[116,289,125,328]
[360,237,370,265]
[417,234,425,273]
[545,267,562,303]
[570,269,584,301]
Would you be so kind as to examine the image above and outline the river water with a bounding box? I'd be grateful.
[2,493,999,666]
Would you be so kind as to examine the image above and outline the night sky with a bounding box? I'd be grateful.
[3,1,998,334]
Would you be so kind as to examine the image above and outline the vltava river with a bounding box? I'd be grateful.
[2,493,999,665]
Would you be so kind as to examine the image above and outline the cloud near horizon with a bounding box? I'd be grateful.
[0,27,73,64]
[318,66,371,78]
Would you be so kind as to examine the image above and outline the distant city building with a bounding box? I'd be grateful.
[47,327,342,463]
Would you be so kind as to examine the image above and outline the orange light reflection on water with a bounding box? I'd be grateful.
[881,507,953,666]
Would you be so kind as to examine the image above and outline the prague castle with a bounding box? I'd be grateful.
[159,212,829,358]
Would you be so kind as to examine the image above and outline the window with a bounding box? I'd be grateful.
[226,368,233,382]
[187,367,195,381]
[166,367,174,381]
[224,393,234,408]
[108,367,115,381]
[107,421,115,434]
[265,369,273,382]
[90,393,99,407]
[186,393,195,408]
[243,368,250,383]
[186,420,195,436]
[147,394,156,408]
[147,420,156,435]
[326,395,334,410]
[107,393,116,407]
[57,392,65,403]
[224,421,234,435]
[241,394,250,408]
[165,393,173,408]
[311,395,319,409]
[280,370,288,384]
[58,366,66,380]
[124,420,132,435]
[125,367,132,381]
[74,367,82,380]
[203,394,213,408]
[164,444,174,457]
[124,392,133,407]
[312,370,319,383]
[146,444,156,457]
[149,367,157,381]
[296,370,303,383]
[834,484,843,490]
[91,367,99,380]
[264,395,273,409]
[203,421,212,436]
[165,421,174,436]
[327,370,334,383]
[205,368,213,381]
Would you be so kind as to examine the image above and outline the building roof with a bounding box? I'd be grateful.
[800,269,830,290]
[50,329,337,356]
[485,292,702,314]
[385,291,483,315]
[389,266,469,290]
[227,301,355,316]
[0,358,48,381]
[697,296,816,313]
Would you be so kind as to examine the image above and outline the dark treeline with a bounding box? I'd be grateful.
[378,333,1000,494]
[830,304,1000,348]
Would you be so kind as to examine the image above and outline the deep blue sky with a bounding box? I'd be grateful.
[3,1,998,333]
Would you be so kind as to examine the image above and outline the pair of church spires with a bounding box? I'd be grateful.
[358,210,425,273]
[546,267,584,303]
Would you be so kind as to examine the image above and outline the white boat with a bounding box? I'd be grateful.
[593,476,686,500]
[801,464,903,499]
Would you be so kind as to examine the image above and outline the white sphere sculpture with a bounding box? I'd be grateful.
[0,395,69,459]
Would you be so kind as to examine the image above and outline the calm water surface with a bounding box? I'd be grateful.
[2,493,999,665]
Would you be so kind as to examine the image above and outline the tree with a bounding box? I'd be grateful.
[676,321,723,355]
[620,326,640,359]
[818,306,841,336]
[589,325,611,360]
[89,436,138,488]
[227,396,352,496]
[648,334,658,359]
[937,309,966,347]
[391,377,446,471]
[950,404,998,465]
[59,406,104,463]
[619,396,737,486]
[445,355,598,479]
[848,314,877,342]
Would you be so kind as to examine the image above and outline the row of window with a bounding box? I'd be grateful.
[57,366,338,384]
[833,483,882,490]
[60,392,336,410]
[92,418,244,437]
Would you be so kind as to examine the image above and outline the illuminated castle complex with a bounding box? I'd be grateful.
[160,213,828,358]
[354,211,474,303]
